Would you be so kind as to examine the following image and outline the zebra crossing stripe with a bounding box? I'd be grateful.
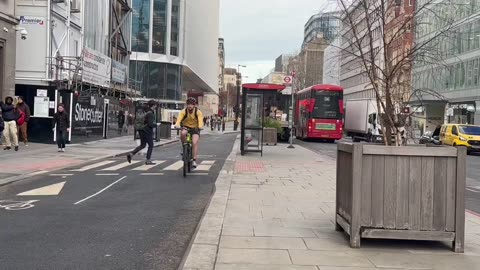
[195,165,212,171]
[201,160,216,165]
[101,161,141,171]
[163,161,183,171]
[132,161,165,171]
[72,160,117,172]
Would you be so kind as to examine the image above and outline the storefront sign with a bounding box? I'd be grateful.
[112,60,127,84]
[72,95,104,137]
[82,47,111,87]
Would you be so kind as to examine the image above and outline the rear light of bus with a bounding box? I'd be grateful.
[308,120,313,132]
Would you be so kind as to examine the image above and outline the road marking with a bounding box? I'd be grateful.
[163,161,183,171]
[72,160,116,172]
[0,200,39,210]
[140,173,165,176]
[188,173,209,176]
[467,188,479,193]
[74,176,127,205]
[195,164,212,171]
[96,173,120,176]
[101,161,140,171]
[200,160,216,165]
[29,170,49,176]
[50,174,73,176]
[132,161,165,171]
[17,182,66,196]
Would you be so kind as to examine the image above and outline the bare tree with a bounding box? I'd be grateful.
[286,52,307,91]
[337,0,459,145]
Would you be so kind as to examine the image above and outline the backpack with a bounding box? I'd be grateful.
[181,108,198,124]
[16,110,25,126]
[135,109,150,130]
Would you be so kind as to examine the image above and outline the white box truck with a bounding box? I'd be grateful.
[344,99,383,142]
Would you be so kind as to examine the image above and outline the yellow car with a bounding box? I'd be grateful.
[440,124,480,153]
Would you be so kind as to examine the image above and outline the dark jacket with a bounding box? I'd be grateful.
[53,111,70,131]
[0,116,4,132]
[142,108,156,134]
[0,97,18,122]
[16,102,31,122]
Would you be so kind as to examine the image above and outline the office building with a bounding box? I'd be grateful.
[303,11,340,47]
[129,0,220,107]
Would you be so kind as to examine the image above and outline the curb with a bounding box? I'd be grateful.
[179,135,239,270]
[0,139,178,187]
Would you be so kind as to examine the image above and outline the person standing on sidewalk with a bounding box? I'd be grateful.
[16,96,31,146]
[118,110,125,135]
[0,96,20,151]
[127,100,157,165]
[52,104,70,152]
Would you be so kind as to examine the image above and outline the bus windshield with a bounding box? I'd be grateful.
[459,125,480,135]
[312,91,342,119]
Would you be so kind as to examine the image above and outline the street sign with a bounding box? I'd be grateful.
[283,76,293,85]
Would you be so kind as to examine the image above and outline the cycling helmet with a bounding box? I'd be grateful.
[186,97,197,105]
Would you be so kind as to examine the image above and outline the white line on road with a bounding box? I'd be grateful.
[29,171,49,176]
[195,165,212,171]
[72,160,116,172]
[467,188,479,193]
[101,161,141,171]
[163,161,183,171]
[50,174,73,176]
[74,176,127,205]
[132,161,165,171]
[96,173,120,176]
[140,173,165,176]
[200,160,216,165]
[188,173,209,176]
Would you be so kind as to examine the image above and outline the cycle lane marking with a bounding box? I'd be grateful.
[74,176,127,205]
[163,161,183,171]
[17,182,66,196]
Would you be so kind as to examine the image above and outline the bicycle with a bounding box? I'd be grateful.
[0,200,38,210]
[174,127,200,177]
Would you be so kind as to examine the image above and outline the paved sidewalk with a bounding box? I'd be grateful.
[182,139,480,270]
[0,136,175,186]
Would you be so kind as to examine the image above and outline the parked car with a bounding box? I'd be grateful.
[419,131,442,145]
[440,124,480,153]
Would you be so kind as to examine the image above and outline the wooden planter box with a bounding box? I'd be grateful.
[263,128,278,146]
[336,143,466,252]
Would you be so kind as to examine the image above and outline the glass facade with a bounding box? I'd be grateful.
[171,0,180,56]
[84,0,109,54]
[304,13,340,45]
[152,0,168,54]
[130,61,182,100]
[132,0,151,52]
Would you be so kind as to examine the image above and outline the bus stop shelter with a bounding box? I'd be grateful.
[241,83,286,156]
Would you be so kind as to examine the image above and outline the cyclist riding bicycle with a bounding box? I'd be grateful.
[175,97,204,168]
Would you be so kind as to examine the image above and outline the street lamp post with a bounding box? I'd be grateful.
[234,65,246,131]
[287,70,296,149]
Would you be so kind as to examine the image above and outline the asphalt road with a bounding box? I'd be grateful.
[295,139,480,215]
[0,134,236,270]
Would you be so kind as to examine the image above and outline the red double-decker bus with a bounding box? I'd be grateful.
[295,84,344,142]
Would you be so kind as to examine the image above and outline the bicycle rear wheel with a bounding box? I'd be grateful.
[187,144,192,173]
[183,144,189,177]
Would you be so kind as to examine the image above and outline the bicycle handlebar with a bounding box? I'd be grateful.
[172,127,204,131]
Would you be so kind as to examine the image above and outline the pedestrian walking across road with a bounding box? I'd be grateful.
[0,96,19,151]
[127,100,157,165]
[52,104,70,152]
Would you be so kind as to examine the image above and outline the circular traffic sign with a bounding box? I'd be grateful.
[284,76,292,84]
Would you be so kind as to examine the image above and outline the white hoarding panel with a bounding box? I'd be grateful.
[82,47,111,87]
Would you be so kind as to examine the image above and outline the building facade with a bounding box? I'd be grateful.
[323,37,341,85]
[340,2,383,102]
[129,0,219,108]
[0,0,18,99]
[412,0,480,130]
[303,11,340,47]
[274,54,292,73]
[303,36,329,88]
[221,67,237,119]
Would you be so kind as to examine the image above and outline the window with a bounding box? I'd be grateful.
[452,125,458,136]
[170,0,180,56]
[132,0,151,53]
[152,0,167,54]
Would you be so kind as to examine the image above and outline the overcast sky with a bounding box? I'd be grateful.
[220,0,330,83]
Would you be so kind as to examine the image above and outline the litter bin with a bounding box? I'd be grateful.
[159,121,172,139]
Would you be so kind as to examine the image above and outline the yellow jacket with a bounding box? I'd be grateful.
[175,108,204,129]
